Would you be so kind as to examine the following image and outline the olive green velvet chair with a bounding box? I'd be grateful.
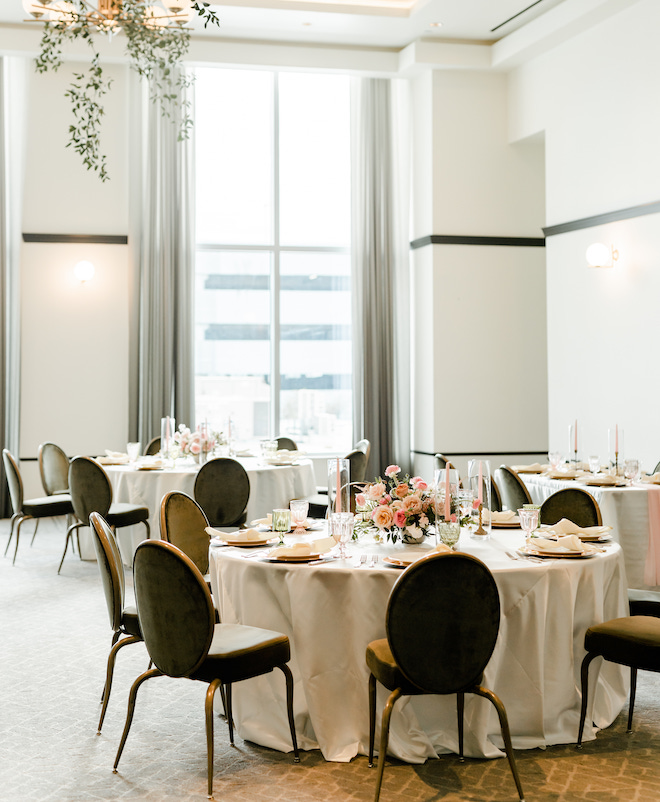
[143,436,161,457]
[194,458,250,529]
[434,453,449,471]
[305,448,369,518]
[494,466,533,512]
[2,448,73,565]
[113,540,300,799]
[160,491,210,576]
[366,552,525,802]
[38,442,70,496]
[59,456,150,574]
[628,589,660,617]
[275,436,298,451]
[578,614,660,743]
[540,487,602,528]
[490,477,503,512]
[89,512,143,734]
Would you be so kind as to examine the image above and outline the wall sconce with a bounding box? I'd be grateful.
[586,243,619,268]
[73,260,95,283]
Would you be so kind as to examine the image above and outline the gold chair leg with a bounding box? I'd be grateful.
[143,520,151,539]
[577,651,597,747]
[13,516,33,564]
[205,678,222,799]
[457,691,465,762]
[98,635,141,734]
[113,667,161,772]
[373,688,402,802]
[472,685,525,802]
[4,513,21,557]
[277,663,300,762]
[627,666,638,733]
[101,632,121,702]
[368,673,377,767]
[225,682,235,745]
[29,518,40,546]
[58,522,82,574]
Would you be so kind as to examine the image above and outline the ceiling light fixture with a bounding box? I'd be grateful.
[586,243,619,269]
[73,260,96,283]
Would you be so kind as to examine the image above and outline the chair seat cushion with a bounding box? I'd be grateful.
[23,495,73,517]
[121,605,142,639]
[106,503,149,528]
[628,589,660,618]
[585,616,660,672]
[192,623,290,684]
[297,494,328,519]
[366,639,423,695]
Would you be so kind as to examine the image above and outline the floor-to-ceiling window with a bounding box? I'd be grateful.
[194,68,352,452]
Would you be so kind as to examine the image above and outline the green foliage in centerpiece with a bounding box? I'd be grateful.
[354,464,437,544]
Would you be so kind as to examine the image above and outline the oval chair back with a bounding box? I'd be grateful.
[143,436,161,457]
[39,442,70,496]
[540,487,602,528]
[275,436,297,451]
[90,511,126,632]
[2,449,24,513]
[434,453,449,471]
[193,458,250,528]
[160,491,211,576]
[134,540,215,677]
[346,449,368,484]
[386,552,500,695]
[493,466,533,512]
[68,457,113,523]
[491,477,503,512]
[653,460,660,475]
[355,439,371,460]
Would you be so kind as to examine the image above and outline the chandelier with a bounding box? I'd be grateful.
[22,0,219,181]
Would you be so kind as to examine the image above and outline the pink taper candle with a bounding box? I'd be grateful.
[336,457,342,513]
[616,424,619,452]
[444,462,451,520]
[478,461,483,504]
[574,420,578,452]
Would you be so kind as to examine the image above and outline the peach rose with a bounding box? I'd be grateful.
[393,509,407,528]
[385,465,400,477]
[355,493,366,508]
[190,441,202,455]
[372,506,394,529]
[366,482,386,501]
[394,483,409,499]
[402,495,422,515]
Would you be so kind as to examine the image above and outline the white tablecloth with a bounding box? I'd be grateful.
[79,458,315,564]
[208,530,628,763]
[521,473,658,590]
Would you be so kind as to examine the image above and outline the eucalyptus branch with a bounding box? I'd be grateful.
[192,2,221,28]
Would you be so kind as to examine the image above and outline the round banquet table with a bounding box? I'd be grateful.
[78,457,316,565]
[208,529,628,764]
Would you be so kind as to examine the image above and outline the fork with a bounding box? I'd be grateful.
[369,554,379,568]
[506,550,544,565]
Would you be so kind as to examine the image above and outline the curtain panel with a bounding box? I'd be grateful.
[351,78,411,478]
[130,69,195,446]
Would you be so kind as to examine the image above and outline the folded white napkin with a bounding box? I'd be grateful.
[206,527,264,542]
[234,449,254,457]
[491,510,518,522]
[641,473,660,484]
[532,535,584,553]
[539,518,611,538]
[250,515,273,527]
[546,469,578,479]
[511,463,544,472]
[269,536,335,559]
[582,473,618,485]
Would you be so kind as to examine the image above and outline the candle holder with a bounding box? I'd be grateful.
[161,416,175,461]
[608,427,623,475]
[328,458,350,514]
[467,459,491,540]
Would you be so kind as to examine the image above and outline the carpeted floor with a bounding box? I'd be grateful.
[2,517,660,802]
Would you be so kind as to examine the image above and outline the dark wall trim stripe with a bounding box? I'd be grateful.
[410,234,545,250]
[23,233,128,245]
[543,200,660,237]
[413,450,546,457]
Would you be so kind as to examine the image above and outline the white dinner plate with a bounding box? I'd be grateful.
[383,551,433,568]
[212,537,277,548]
[519,545,598,559]
[266,552,324,562]
[491,518,521,528]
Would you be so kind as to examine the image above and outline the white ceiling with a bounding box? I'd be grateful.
[7,0,570,49]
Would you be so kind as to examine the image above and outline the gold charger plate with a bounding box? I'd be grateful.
[216,537,277,548]
[579,479,626,487]
[266,552,324,562]
[492,518,521,528]
[383,551,433,568]
[520,545,597,559]
[515,469,543,474]
[136,464,163,471]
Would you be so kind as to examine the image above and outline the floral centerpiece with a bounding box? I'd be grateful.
[171,424,226,459]
[355,465,437,544]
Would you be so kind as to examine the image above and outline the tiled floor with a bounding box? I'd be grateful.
[2,516,660,801]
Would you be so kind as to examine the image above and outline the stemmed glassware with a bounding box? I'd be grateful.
[518,507,539,548]
[624,459,640,485]
[290,500,309,534]
[331,512,354,559]
[588,455,600,474]
[548,451,562,470]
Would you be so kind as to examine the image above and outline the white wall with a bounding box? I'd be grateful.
[509,0,660,469]
[19,62,130,496]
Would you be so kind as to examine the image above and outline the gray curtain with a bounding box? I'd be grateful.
[130,68,195,445]
[351,78,411,478]
[0,57,26,516]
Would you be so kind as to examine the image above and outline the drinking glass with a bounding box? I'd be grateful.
[548,451,562,470]
[330,512,354,559]
[272,509,291,543]
[518,507,539,547]
[624,459,640,485]
[588,455,600,474]
[328,458,350,514]
[437,521,460,550]
[290,500,309,533]
[161,416,175,458]
[126,442,141,463]
[260,439,277,462]
[458,490,474,525]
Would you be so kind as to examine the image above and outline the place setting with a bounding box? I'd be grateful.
[519,512,613,560]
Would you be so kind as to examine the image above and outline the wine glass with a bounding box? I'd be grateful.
[272,509,291,544]
[588,455,600,474]
[624,459,640,485]
[518,507,539,548]
[438,522,460,550]
[548,451,562,470]
[290,500,309,534]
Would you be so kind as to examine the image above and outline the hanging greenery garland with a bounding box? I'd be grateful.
[27,1,220,181]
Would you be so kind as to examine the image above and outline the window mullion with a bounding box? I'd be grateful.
[271,72,281,438]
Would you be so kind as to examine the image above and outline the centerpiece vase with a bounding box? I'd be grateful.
[399,525,426,544]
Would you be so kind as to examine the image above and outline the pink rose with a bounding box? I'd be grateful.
[190,441,201,455]
[394,509,407,528]
[385,465,400,477]
[394,483,409,499]
[450,514,457,523]
[372,506,394,529]
[472,499,481,510]
[419,514,429,528]
[356,493,366,508]
[366,482,386,501]
[378,497,390,505]
[412,477,428,491]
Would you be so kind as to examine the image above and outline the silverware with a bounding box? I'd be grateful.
[369,554,379,568]
[506,550,544,564]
